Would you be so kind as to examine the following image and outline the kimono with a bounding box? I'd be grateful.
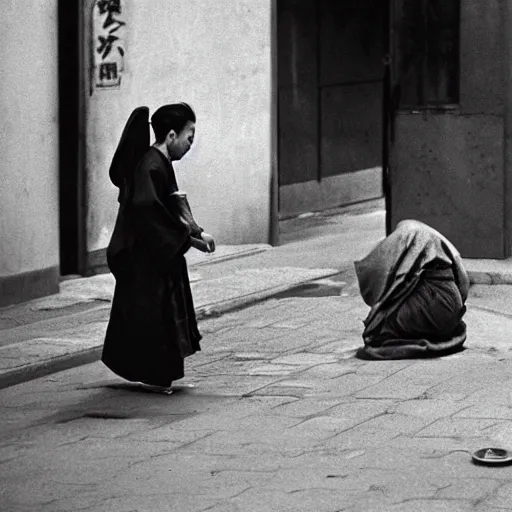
[102,121,202,386]
[354,220,469,360]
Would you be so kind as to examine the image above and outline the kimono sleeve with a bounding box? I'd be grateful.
[126,165,190,274]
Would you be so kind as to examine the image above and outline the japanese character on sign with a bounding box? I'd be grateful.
[99,62,118,81]
[92,0,126,90]
[97,0,121,14]
[97,34,120,60]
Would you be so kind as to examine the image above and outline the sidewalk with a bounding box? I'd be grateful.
[1,198,512,389]
[2,260,512,511]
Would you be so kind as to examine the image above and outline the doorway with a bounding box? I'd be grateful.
[277,0,387,218]
[385,0,504,258]
[58,0,86,276]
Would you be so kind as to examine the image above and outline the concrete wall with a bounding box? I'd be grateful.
[84,0,273,259]
[0,1,60,305]
[391,114,505,258]
[390,0,507,258]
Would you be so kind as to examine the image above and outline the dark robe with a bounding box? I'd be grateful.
[102,147,202,386]
[354,220,469,360]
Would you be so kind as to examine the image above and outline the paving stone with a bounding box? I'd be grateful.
[464,309,512,352]
[286,416,356,440]
[482,421,512,448]
[124,426,215,445]
[248,378,321,398]
[355,380,435,400]
[456,403,512,420]
[415,417,511,439]
[394,399,469,420]
[238,333,316,354]
[295,363,357,380]
[268,397,350,418]
[199,503,241,512]
[328,372,386,396]
[436,477,502,500]
[479,481,512,509]
[0,440,162,506]
[228,488,352,512]
[246,364,298,376]
[49,494,215,512]
[231,352,279,361]
[308,339,362,354]
[174,375,280,398]
[187,358,258,376]
[205,326,289,347]
[327,398,397,422]
[270,318,319,329]
[100,460,255,503]
[374,499,476,512]
[322,412,428,450]
[170,411,301,433]
[355,360,413,375]
[462,385,512,408]
[183,427,332,457]
[271,353,340,366]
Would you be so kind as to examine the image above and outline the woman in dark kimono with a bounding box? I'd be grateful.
[354,220,469,360]
[102,103,214,394]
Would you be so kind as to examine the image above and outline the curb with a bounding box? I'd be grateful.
[194,269,341,319]
[468,271,512,285]
[0,269,341,390]
[0,347,102,390]
[187,245,271,268]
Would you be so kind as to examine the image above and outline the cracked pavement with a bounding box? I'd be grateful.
[2,277,512,512]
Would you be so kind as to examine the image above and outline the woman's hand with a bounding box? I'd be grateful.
[201,232,215,253]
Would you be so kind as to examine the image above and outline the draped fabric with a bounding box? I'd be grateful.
[102,147,201,386]
[354,220,469,360]
[108,106,150,202]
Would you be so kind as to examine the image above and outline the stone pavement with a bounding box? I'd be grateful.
[2,280,512,511]
[0,201,389,388]
[2,197,512,389]
[0,266,342,388]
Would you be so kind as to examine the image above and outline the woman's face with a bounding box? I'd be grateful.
[167,121,195,161]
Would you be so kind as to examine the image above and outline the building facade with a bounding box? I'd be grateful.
[277,0,386,218]
[3,0,509,308]
[83,0,275,273]
[0,1,61,306]
[1,0,275,307]
[387,0,512,259]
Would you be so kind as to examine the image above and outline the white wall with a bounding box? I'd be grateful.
[85,0,273,253]
[0,0,60,276]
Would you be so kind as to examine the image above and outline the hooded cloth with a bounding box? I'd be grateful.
[109,106,150,202]
[354,220,469,360]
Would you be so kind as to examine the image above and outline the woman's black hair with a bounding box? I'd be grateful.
[109,103,196,201]
[151,102,196,142]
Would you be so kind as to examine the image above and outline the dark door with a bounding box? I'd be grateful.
[385,0,505,258]
[318,0,385,183]
[277,0,386,216]
[58,0,86,275]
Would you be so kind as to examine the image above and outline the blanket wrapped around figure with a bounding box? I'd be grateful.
[354,220,470,360]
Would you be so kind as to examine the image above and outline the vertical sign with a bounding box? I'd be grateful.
[92,0,126,90]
